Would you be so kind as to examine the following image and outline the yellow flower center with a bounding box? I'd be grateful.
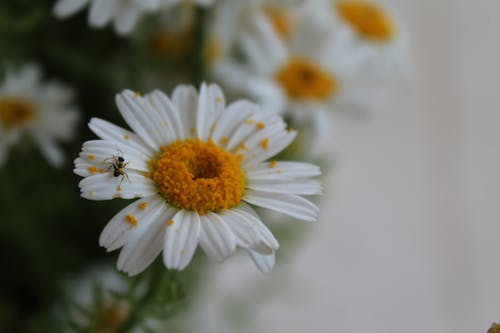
[95,300,129,333]
[336,1,395,41]
[0,97,36,131]
[151,139,246,214]
[148,28,195,59]
[263,5,296,40]
[276,58,339,101]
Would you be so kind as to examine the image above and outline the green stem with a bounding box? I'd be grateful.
[121,265,165,333]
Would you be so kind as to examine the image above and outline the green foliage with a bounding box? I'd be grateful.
[0,1,207,332]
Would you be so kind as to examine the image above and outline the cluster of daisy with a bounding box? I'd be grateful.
[0,0,412,331]
[0,0,410,274]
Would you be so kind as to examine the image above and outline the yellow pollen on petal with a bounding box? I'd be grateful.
[124,134,129,140]
[116,185,122,192]
[88,166,103,174]
[0,97,37,131]
[139,202,148,210]
[276,58,339,101]
[134,92,141,97]
[150,139,246,214]
[336,1,395,41]
[219,136,229,145]
[256,122,266,130]
[125,214,138,226]
[269,160,278,168]
[239,143,248,151]
[88,154,96,161]
[167,219,174,226]
[261,138,270,150]
[244,119,255,125]
[190,127,196,135]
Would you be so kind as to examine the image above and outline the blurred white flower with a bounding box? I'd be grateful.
[60,265,130,333]
[0,64,79,167]
[53,0,212,35]
[213,2,377,131]
[73,83,321,275]
[329,0,413,81]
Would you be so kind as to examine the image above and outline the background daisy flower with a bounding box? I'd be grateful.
[214,3,379,132]
[0,63,79,167]
[329,0,413,81]
[74,83,321,275]
[53,0,213,35]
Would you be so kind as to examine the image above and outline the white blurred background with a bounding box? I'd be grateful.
[187,0,500,332]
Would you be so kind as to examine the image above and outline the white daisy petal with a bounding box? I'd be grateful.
[74,157,101,177]
[248,249,275,273]
[79,172,156,200]
[117,203,177,276]
[53,0,89,18]
[247,179,322,196]
[80,139,149,171]
[199,212,237,262]
[226,111,272,152]
[34,134,65,167]
[210,100,257,144]
[163,210,201,270]
[196,83,225,141]
[240,118,287,154]
[115,90,163,150]
[244,190,319,222]
[88,0,117,27]
[171,85,199,139]
[88,118,153,156]
[244,129,297,167]
[218,209,261,249]
[131,0,159,10]
[246,161,322,181]
[99,195,165,252]
[114,6,141,36]
[219,207,277,253]
[233,206,279,253]
[146,90,184,142]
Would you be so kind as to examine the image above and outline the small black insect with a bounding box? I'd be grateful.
[105,153,130,184]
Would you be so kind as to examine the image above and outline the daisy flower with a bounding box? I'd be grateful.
[205,0,300,80]
[52,0,212,36]
[214,3,377,131]
[0,64,79,166]
[329,0,412,81]
[74,83,321,275]
[59,265,130,333]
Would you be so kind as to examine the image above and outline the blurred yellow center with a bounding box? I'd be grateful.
[276,58,339,101]
[336,1,394,41]
[203,36,224,67]
[151,139,245,214]
[96,300,129,333]
[148,28,195,59]
[0,97,36,130]
[263,5,296,40]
